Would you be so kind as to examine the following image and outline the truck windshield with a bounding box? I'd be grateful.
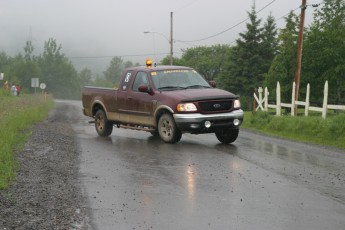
[152,69,211,90]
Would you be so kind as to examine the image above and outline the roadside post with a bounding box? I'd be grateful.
[40,83,47,101]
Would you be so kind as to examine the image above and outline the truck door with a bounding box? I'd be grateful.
[126,71,154,125]
[117,71,154,125]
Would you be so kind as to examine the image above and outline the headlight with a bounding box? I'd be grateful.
[234,99,241,109]
[177,103,197,112]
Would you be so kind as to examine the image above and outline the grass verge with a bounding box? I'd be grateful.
[0,92,54,189]
[242,111,345,149]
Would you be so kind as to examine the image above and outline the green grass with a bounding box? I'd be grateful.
[0,92,54,189]
[242,111,345,149]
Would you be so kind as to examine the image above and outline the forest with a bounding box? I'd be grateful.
[0,0,344,110]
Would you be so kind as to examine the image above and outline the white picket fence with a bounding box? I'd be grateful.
[254,81,345,119]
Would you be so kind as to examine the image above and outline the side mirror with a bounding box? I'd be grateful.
[209,80,216,88]
[138,84,152,94]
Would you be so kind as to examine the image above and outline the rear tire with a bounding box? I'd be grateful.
[158,113,182,143]
[215,128,239,144]
[95,109,113,137]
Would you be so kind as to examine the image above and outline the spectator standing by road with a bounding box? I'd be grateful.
[16,84,21,96]
[11,83,17,96]
[3,81,9,91]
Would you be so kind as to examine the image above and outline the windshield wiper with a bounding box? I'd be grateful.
[185,85,211,89]
[157,86,187,90]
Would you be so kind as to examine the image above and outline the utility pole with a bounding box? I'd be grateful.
[294,0,307,115]
[170,12,173,65]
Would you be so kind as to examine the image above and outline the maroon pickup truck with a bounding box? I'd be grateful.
[82,63,244,144]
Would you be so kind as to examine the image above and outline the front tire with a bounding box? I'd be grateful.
[158,113,182,143]
[150,130,159,136]
[215,128,239,144]
[95,109,113,137]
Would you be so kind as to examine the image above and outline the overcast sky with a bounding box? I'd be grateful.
[0,0,318,73]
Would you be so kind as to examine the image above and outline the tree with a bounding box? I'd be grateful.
[79,68,92,87]
[264,11,299,102]
[178,45,232,81]
[103,56,125,85]
[1,42,40,93]
[0,52,10,80]
[93,73,113,87]
[38,38,80,99]
[261,14,278,73]
[2,38,143,98]
[217,4,266,110]
[160,56,184,66]
[4,55,21,86]
[24,40,34,61]
[303,0,345,104]
[124,60,139,68]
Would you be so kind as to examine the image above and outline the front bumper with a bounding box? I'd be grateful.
[173,109,244,133]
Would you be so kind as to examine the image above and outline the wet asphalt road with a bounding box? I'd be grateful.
[65,100,345,230]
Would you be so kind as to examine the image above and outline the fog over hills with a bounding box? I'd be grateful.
[1,0,315,75]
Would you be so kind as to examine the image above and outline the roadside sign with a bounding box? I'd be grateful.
[31,78,39,87]
[40,83,46,90]
[0,73,3,80]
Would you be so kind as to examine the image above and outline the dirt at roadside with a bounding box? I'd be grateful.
[0,103,90,230]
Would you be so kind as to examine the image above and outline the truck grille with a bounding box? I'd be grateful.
[198,100,233,113]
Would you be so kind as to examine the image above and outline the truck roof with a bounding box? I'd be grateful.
[126,65,193,72]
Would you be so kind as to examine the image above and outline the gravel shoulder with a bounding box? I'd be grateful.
[0,102,90,230]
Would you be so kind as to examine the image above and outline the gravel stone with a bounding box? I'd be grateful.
[0,103,91,230]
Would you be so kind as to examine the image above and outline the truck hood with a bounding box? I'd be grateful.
[160,88,238,102]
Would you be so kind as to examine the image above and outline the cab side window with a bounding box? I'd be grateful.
[132,72,148,92]
[121,71,133,91]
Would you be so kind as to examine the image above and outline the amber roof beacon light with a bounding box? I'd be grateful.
[146,58,153,68]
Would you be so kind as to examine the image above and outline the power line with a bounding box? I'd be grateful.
[275,1,323,22]
[178,1,323,48]
[69,1,323,60]
[275,6,301,22]
[174,0,200,13]
[175,0,277,43]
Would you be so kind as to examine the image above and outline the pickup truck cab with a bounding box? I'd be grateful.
[82,61,244,144]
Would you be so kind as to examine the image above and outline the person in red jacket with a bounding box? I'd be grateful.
[16,84,21,96]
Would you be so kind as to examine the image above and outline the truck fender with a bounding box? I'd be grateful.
[92,99,108,117]
[153,105,174,124]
